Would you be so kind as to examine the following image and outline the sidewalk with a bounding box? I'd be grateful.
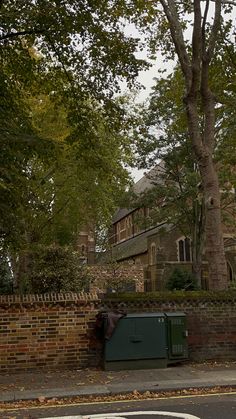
[1,361,236,403]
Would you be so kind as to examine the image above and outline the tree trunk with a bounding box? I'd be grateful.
[192,198,205,288]
[199,154,228,290]
[185,93,228,290]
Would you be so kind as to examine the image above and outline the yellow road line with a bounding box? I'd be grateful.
[0,391,235,412]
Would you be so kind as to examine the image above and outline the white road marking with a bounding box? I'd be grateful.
[42,410,201,419]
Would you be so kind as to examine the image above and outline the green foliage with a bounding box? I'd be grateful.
[0,1,144,291]
[24,246,93,294]
[133,67,202,235]
[0,1,147,100]
[165,268,199,291]
[104,290,236,302]
[0,70,134,291]
[0,252,13,294]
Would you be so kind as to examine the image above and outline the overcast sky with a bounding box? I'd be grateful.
[126,49,171,182]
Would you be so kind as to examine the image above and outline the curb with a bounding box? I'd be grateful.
[1,381,236,403]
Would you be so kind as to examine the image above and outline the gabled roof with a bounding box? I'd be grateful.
[112,161,165,224]
[112,207,134,224]
[111,223,167,261]
[133,161,165,194]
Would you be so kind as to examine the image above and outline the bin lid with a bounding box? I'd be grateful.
[125,312,165,318]
[164,312,186,317]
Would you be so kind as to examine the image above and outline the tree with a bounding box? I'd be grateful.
[0,1,147,103]
[166,268,199,291]
[134,48,236,286]
[1,0,147,292]
[2,90,134,290]
[0,249,13,294]
[131,0,236,289]
[23,245,93,294]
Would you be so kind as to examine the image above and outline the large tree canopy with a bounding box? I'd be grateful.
[0,1,148,98]
[0,1,147,290]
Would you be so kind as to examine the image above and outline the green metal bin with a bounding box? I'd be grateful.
[104,313,167,370]
[165,312,188,362]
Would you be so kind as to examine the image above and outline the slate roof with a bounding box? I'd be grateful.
[133,161,165,194]
[112,161,165,224]
[112,207,134,224]
[111,223,167,261]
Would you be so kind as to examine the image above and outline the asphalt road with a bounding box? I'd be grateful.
[1,392,236,419]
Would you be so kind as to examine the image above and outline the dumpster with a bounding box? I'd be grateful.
[104,313,167,370]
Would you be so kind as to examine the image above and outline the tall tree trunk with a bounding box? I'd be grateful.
[199,154,227,289]
[186,95,228,290]
[159,0,228,289]
[192,198,205,288]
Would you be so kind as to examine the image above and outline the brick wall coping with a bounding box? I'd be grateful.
[0,292,100,305]
[103,291,236,305]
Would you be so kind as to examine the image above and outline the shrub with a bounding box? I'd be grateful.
[165,268,199,291]
[26,245,92,293]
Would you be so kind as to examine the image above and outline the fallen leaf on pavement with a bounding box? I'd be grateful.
[143,391,151,397]
[132,389,139,396]
[38,396,46,403]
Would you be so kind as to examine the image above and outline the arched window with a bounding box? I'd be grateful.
[177,237,191,262]
[227,262,233,282]
[150,242,156,265]
[81,245,86,256]
[116,222,121,242]
[125,216,133,238]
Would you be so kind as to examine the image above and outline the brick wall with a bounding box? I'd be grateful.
[0,293,100,372]
[1,292,236,372]
[103,294,236,362]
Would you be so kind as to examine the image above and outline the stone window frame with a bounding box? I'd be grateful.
[227,260,234,282]
[176,236,192,262]
[125,215,133,238]
[116,219,126,242]
[150,242,156,265]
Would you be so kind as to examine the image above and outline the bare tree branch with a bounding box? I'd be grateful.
[207,0,236,5]
[200,0,222,151]
[160,0,191,86]
[0,29,45,41]
[206,0,222,62]
[190,0,202,96]
[175,0,236,4]
[202,0,210,55]
[39,197,71,232]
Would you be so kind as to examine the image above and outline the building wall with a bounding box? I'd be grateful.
[1,293,236,372]
[87,265,144,293]
[146,229,236,290]
[77,226,95,264]
[114,208,148,244]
